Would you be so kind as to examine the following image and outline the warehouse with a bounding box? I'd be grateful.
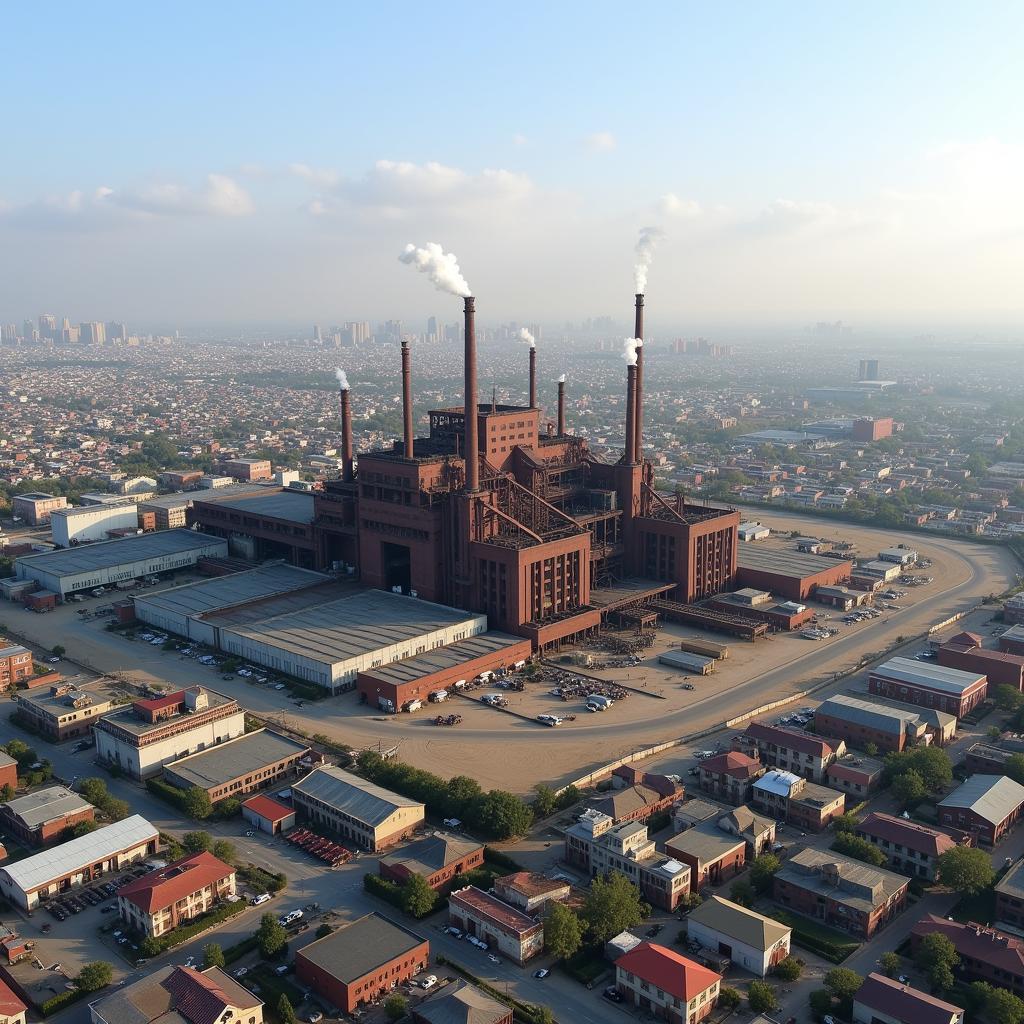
[131,563,331,643]
[869,657,988,719]
[735,546,852,601]
[137,482,271,530]
[814,692,957,753]
[162,729,315,802]
[49,502,140,547]
[0,786,95,846]
[12,530,228,599]
[938,632,1024,690]
[214,589,486,693]
[658,649,715,675]
[357,631,531,712]
[0,814,158,910]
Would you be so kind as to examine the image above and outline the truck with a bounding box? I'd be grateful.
[584,694,614,709]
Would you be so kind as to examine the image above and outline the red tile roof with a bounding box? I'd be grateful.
[134,691,185,714]
[744,721,835,758]
[701,751,762,778]
[616,942,721,1002]
[855,973,962,1024]
[161,967,259,1024]
[242,794,293,822]
[912,915,1024,979]
[449,886,540,936]
[118,851,234,914]
[0,976,27,1018]
[857,813,957,858]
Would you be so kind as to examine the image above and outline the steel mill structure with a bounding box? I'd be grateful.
[313,293,740,650]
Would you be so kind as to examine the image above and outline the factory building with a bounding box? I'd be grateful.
[12,530,228,599]
[11,493,67,526]
[50,502,140,547]
[814,692,957,753]
[938,631,1024,690]
[219,458,272,481]
[136,482,271,530]
[735,546,852,602]
[0,786,95,846]
[869,657,988,719]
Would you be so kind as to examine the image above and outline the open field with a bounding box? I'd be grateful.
[2,511,1018,794]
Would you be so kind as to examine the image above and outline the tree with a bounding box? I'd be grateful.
[892,769,927,808]
[989,726,1005,742]
[750,853,781,893]
[475,789,533,839]
[879,951,901,978]
[256,913,288,958]
[51,644,65,657]
[824,968,864,1002]
[995,685,1024,713]
[936,846,995,895]
[212,839,237,864]
[581,871,650,943]
[809,989,834,1020]
[78,777,109,806]
[864,742,879,757]
[68,819,98,839]
[315,923,333,939]
[906,747,953,792]
[544,902,584,960]
[980,986,1024,1024]
[203,943,225,968]
[831,832,887,867]
[277,995,296,1024]
[915,932,960,994]
[831,812,860,834]
[729,881,755,907]
[0,784,12,803]
[775,956,803,982]
[76,961,113,992]
[1006,754,1024,787]
[183,831,213,854]
[104,797,130,822]
[748,981,778,1013]
[444,775,483,818]
[384,993,408,1022]
[718,986,742,1012]
[182,787,213,820]
[533,784,558,818]
[401,873,438,918]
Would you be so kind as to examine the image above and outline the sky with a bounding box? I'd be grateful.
[2,1,1023,332]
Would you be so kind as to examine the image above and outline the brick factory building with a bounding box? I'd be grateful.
[826,753,886,798]
[1000,624,1024,656]
[735,546,852,602]
[0,786,94,846]
[938,631,1024,690]
[379,831,484,892]
[219,458,272,481]
[869,657,988,719]
[995,859,1024,930]
[492,873,571,915]
[448,885,544,964]
[0,643,33,691]
[814,692,957,753]
[938,774,1024,845]
[852,973,963,1024]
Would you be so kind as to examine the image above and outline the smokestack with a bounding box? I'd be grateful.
[464,297,479,491]
[557,378,566,435]
[401,340,414,459]
[625,364,637,465]
[633,293,644,463]
[340,387,354,482]
[529,346,537,409]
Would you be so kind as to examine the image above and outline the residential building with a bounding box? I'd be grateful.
[734,722,843,782]
[751,770,845,832]
[685,896,790,977]
[814,692,957,753]
[665,821,746,891]
[855,812,958,881]
[117,851,236,937]
[294,912,428,1014]
[240,794,295,835]
[291,765,425,851]
[379,832,484,892]
[615,942,722,1024]
[772,848,910,939]
[0,644,33,691]
[853,973,963,1024]
[826,753,885,797]
[0,753,17,794]
[411,981,512,1024]
[995,858,1024,929]
[93,687,245,780]
[868,657,988,719]
[0,978,26,1024]
[594,782,683,825]
[492,873,571,915]
[911,915,1024,998]
[698,752,765,805]
[448,886,544,964]
[714,806,777,859]
[0,786,95,846]
[14,683,113,742]
[938,775,1024,845]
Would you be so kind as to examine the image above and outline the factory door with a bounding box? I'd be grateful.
[381,541,411,594]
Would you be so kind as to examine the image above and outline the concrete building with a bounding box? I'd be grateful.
[734,722,843,782]
[911,915,1024,999]
[665,821,746,891]
[12,493,67,526]
[868,657,988,719]
[826,753,886,798]
[0,814,158,910]
[0,644,33,691]
[615,942,722,1024]
[379,832,484,892]
[814,692,957,753]
[685,896,791,977]
[772,848,909,939]
[93,687,245,781]
[492,872,571,915]
[853,973,963,1024]
[240,794,295,835]
[995,858,1024,929]
[0,786,94,847]
[161,729,314,802]
[751,770,845,831]
[50,502,139,547]
[412,981,512,1024]
[291,765,425,851]
[938,774,1024,846]
[698,751,764,805]
[14,683,113,742]
[294,912,428,1014]
[855,812,959,881]
[117,851,235,937]
[13,530,229,599]
[448,886,544,964]
[735,546,852,601]
[220,458,272,481]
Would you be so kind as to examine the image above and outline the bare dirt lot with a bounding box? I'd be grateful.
[3,512,1019,794]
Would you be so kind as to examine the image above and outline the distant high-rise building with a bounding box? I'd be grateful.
[444,322,461,344]
[427,315,440,341]
[38,313,57,340]
[80,321,106,345]
[313,323,322,342]
[858,359,879,381]
[107,321,127,342]
[22,320,36,342]
[1,324,17,343]
[382,320,402,344]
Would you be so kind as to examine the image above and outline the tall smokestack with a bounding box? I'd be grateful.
[633,293,645,463]
[625,364,637,465]
[464,297,479,491]
[401,340,414,459]
[529,346,537,409]
[557,378,566,435]
[340,387,354,482]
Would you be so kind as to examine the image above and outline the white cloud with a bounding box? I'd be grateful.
[512,133,528,146]
[288,163,341,186]
[659,193,702,219]
[585,131,616,152]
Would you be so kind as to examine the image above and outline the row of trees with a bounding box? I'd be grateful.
[76,777,131,824]
[543,872,651,960]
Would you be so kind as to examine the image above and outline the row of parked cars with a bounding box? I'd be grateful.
[44,878,120,921]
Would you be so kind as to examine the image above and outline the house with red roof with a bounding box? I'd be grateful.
[853,972,963,1024]
[241,794,295,835]
[734,722,844,782]
[0,977,26,1024]
[615,942,722,1024]
[698,751,765,805]
[116,851,236,937]
[911,915,1024,999]
[855,812,960,881]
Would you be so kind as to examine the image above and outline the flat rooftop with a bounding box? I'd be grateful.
[2,786,92,828]
[97,688,237,738]
[589,578,676,610]
[137,483,274,510]
[193,489,316,524]
[296,912,426,983]
[163,729,310,790]
[872,656,986,694]
[359,632,526,686]
[737,545,852,579]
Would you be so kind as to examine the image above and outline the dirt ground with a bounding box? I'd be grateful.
[2,512,1019,794]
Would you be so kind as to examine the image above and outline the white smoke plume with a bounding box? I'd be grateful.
[519,327,535,348]
[622,338,643,366]
[558,373,566,384]
[398,242,471,297]
[335,367,350,390]
[633,225,664,293]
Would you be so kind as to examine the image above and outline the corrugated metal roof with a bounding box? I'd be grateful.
[939,774,1024,825]
[292,765,423,827]
[194,490,315,524]
[753,770,801,797]
[737,545,852,578]
[360,632,527,685]
[163,730,310,789]
[2,786,92,829]
[872,656,986,695]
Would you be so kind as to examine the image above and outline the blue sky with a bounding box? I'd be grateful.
[3,2,1023,328]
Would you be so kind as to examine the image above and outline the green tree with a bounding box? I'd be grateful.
[182,787,213,820]
[401,873,438,918]
[51,644,65,657]
[533,783,558,818]
[203,943,225,968]
[384,993,408,1022]
[183,831,213,854]
[67,819,98,839]
[824,968,864,1002]
[879,951,901,978]
[906,747,953,791]
[76,961,113,992]
[212,839,237,864]
[277,995,296,1024]
[104,797,130,822]
[936,846,995,895]
[315,923,333,939]
[444,775,483,818]
[77,777,109,806]
[750,853,781,893]
[809,989,834,1020]
[581,871,650,943]
[831,812,860,834]
[544,901,584,960]
[533,1009,555,1024]
[718,987,742,1012]
[831,832,887,867]
[257,913,288,958]
[864,742,878,757]
[475,789,533,839]
[980,985,1024,1024]
[915,932,960,994]
[1006,754,1024,787]
[775,956,803,981]
[892,769,928,808]
[729,881,755,907]
[748,981,778,1013]
[995,685,1024,713]
[0,784,12,802]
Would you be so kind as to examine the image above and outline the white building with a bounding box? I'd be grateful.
[50,502,140,547]
[684,895,791,977]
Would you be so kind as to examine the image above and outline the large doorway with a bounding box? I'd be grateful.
[382,541,412,593]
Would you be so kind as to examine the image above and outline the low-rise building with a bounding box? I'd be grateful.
[665,821,746,891]
[12,493,67,526]
[714,805,777,859]
[448,886,543,964]
[938,632,1024,689]
[117,851,236,937]
[0,753,17,794]
[1005,595,1024,627]
[615,942,722,1024]
[911,915,1024,999]
[938,774,1024,846]
[995,858,1024,930]
[0,977,26,1024]
[50,502,139,547]
[1000,623,1024,656]
[853,972,963,1024]
[291,765,425,852]
[0,644,33,691]
[672,800,722,833]
[868,657,988,719]
[492,872,571,914]
[826,753,885,797]
[814,692,957,753]
[241,794,296,835]
[751,770,845,832]
[411,981,512,1024]
[379,832,484,892]
[734,722,843,782]
[14,683,113,742]
[685,896,791,977]
[0,786,95,846]
[594,782,683,826]
[855,812,959,881]
[294,912,429,1014]
[698,752,765,806]
[964,741,1015,775]
[772,847,910,939]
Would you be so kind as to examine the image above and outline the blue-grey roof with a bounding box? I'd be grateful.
[292,765,423,827]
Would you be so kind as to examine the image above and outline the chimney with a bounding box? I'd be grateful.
[625,363,637,464]
[340,387,354,482]
[633,292,644,463]
[557,379,566,435]
[401,341,414,459]
[529,346,537,409]
[463,297,479,491]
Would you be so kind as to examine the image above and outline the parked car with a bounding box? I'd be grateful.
[534,969,549,979]
[251,893,271,906]
[603,987,623,1004]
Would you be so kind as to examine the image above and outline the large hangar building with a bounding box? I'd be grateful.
[736,546,853,602]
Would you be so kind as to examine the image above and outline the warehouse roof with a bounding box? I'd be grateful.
[360,632,527,686]
[51,501,135,519]
[136,483,271,510]
[194,489,316,524]
[939,774,1024,825]
[737,545,852,579]
[0,815,157,892]
[667,820,746,866]
[241,794,294,823]
[995,858,1024,902]
[292,765,423,827]
[1,786,92,829]
[777,848,908,912]
[816,692,955,736]
[686,895,791,951]
[379,832,483,879]
[413,979,510,1024]
[14,529,225,577]
[296,912,426,983]
[163,730,311,790]
[872,656,987,695]
[134,564,329,619]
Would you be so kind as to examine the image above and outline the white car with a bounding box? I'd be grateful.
[274,683,286,690]
[488,954,501,964]
[251,893,271,906]
[421,975,438,991]
[233,967,248,978]
[279,909,303,925]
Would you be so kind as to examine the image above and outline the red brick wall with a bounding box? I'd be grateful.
[814,712,905,753]
[0,761,17,792]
